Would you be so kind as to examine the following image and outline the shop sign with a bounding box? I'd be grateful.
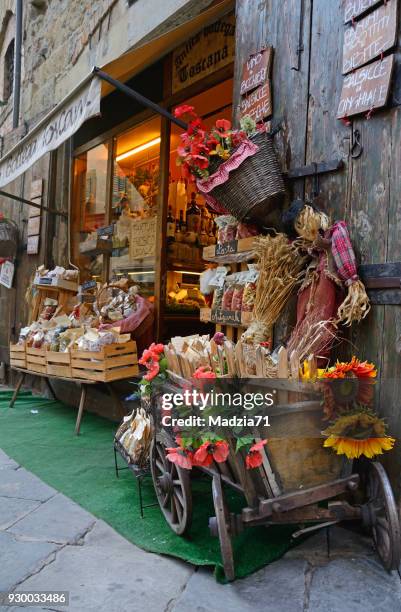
[337,54,394,118]
[172,12,235,94]
[0,77,101,188]
[240,47,273,96]
[130,216,157,260]
[344,0,382,23]
[342,1,397,74]
[215,239,238,256]
[239,82,272,122]
[81,279,97,291]
[0,260,15,289]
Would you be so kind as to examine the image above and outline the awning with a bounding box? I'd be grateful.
[0,0,233,191]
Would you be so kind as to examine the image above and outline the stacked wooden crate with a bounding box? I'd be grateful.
[46,350,72,378]
[26,346,47,374]
[9,343,26,369]
[71,340,138,382]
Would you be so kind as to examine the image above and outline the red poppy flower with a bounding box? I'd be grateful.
[232,130,247,148]
[191,155,209,170]
[144,362,160,381]
[193,440,229,466]
[166,446,193,470]
[187,118,205,135]
[174,104,196,118]
[139,348,154,366]
[216,119,231,134]
[206,134,219,148]
[245,439,267,469]
[149,343,164,356]
[192,366,216,379]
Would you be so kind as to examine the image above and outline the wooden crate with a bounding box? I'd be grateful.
[26,346,47,374]
[46,350,71,378]
[9,343,26,369]
[71,341,139,382]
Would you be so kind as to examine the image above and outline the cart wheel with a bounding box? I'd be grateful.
[210,474,235,581]
[363,462,401,570]
[150,432,192,535]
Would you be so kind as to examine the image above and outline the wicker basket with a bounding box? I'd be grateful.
[0,218,18,258]
[205,131,285,224]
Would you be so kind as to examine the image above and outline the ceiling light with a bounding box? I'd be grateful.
[116,137,161,162]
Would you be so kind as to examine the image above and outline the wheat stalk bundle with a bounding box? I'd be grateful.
[242,233,309,344]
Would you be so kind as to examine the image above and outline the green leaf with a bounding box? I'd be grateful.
[235,436,254,453]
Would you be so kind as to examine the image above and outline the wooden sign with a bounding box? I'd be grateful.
[337,54,394,118]
[172,12,235,94]
[240,47,273,95]
[129,216,157,260]
[240,81,272,122]
[344,0,382,23]
[343,1,397,74]
[27,216,41,236]
[27,235,40,255]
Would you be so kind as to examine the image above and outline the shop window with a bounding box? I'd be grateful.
[164,79,232,327]
[3,39,14,101]
[72,142,109,282]
[110,116,161,299]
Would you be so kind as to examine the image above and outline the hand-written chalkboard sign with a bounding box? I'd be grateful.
[337,54,394,118]
[342,0,397,74]
[344,0,382,23]
[240,47,273,95]
[240,82,272,122]
[211,308,242,326]
[215,240,238,256]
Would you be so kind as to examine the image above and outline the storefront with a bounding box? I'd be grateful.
[67,8,235,342]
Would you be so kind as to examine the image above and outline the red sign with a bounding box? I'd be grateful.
[240,47,273,95]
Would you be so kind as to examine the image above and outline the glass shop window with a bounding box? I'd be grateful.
[110,116,161,300]
[72,142,109,282]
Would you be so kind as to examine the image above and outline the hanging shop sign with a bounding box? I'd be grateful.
[342,0,398,74]
[172,12,235,94]
[337,54,394,118]
[344,0,382,23]
[129,216,157,260]
[0,260,15,289]
[240,47,273,96]
[0,77,101,188]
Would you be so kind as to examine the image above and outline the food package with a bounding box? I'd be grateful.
[242,265,259,312]
[215,215,238,244]
[116,407,153,467]
[222,277,235,311]
[236,222,259,240]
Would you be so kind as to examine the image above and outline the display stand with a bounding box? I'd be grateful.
[9,366,130,435]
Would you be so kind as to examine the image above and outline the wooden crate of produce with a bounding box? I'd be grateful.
[46,350,71,378]
[71,341,139,382]
[26,346,47,374]
[9,343,26,369]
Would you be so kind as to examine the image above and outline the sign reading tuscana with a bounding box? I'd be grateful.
[0,77,101,188]
[172,12,235,93]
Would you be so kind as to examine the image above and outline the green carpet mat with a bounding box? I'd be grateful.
[0,390,296,582]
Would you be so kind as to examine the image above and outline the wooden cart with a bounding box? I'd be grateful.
[149,375,401,581]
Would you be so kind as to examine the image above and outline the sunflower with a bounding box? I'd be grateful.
[323,356,377,380]
[322,410,395,459]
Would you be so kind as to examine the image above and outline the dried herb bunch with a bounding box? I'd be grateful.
[241,233,309,344]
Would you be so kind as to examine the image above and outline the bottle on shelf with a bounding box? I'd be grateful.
[167,206,175,243]
[186,192,201,233]
[179,210,187,234]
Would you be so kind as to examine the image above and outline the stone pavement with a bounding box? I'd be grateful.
[1,448,401,612]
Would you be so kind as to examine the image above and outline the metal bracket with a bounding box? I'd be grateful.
[286,158,344,180]
[0,189,67,217]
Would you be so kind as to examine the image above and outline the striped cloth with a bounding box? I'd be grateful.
[328,221,359,286]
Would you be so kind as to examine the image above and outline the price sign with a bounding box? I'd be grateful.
[337,54,394,118]
[240,47,273,95]
[239,82,272,122]
[342,1,397,74]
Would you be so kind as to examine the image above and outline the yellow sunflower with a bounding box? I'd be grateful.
[322,411,395,460]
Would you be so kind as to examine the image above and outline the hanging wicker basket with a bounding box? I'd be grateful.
[0,218,18,258]
[198,131,285,225]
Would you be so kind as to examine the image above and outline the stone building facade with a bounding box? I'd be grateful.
[0,0,219,364]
